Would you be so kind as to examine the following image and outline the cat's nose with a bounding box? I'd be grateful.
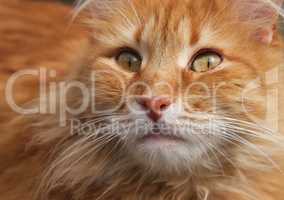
[137,96,172,122]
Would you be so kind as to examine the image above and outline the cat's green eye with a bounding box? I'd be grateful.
[191,51,222,73]
[116,50,142,72]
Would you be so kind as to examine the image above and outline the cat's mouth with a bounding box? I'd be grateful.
[138,125,186,145]
[140,133,184,142]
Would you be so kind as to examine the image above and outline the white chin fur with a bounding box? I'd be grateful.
[128,140,205,173]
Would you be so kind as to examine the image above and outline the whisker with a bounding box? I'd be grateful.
[218,116,278,135]
[221,131,282,172]
[219,124,283,145]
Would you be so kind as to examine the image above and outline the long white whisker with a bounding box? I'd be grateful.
[221,131,282,171]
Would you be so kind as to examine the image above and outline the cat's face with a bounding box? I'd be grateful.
[77,0,283,173]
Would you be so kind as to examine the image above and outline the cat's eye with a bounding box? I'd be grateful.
[116,49,142,72]
[191,51,222,73]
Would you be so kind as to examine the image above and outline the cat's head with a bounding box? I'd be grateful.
[70,0,284,174]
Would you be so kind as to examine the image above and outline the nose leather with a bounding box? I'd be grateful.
[137,96,172,122]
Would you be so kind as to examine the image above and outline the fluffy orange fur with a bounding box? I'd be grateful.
[0,0,284,200]
[0,0,89,118]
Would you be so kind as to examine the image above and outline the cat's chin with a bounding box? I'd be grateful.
[128,133,204,174]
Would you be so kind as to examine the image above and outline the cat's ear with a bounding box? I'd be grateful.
[235,0,283,44]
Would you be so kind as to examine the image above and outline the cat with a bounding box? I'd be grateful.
[0,0,284,200]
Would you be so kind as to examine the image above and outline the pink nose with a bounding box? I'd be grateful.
[137,96,172,122]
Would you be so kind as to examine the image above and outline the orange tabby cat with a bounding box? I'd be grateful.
[0,0,284,200]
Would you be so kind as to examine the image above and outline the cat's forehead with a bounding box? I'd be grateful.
[93,0,234,47]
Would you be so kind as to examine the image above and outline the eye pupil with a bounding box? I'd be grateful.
[116,50,142,72]
[191,51,222,73]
